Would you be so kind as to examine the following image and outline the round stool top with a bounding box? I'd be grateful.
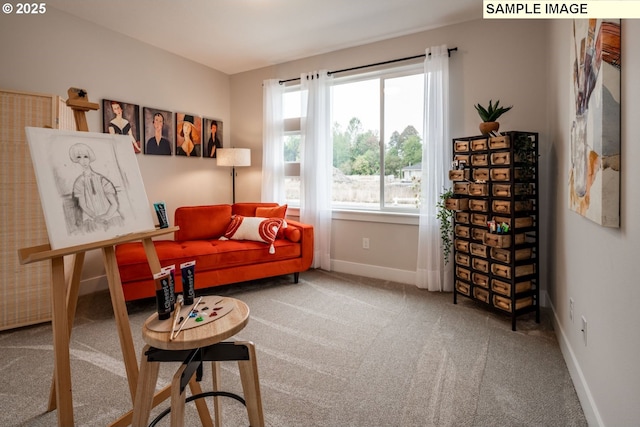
[141,296,250,350]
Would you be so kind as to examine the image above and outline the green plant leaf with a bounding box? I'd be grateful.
[436,187,454,264]
[475,99,513,122]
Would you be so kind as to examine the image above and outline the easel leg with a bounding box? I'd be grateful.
[103,246,140,402]
[48,252,85,412]
[141,237,162,273]
[50,256,74,427]
[131,345,159,427]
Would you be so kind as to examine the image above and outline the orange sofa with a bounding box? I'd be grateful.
[115,203,314,301]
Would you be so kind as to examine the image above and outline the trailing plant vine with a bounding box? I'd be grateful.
[436,188,454,264]
[514,132,537,184]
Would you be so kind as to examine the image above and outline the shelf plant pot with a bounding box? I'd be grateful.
[479,121,500,135]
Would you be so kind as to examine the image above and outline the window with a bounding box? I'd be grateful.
[283,90,302,206]
[282,65,424,211]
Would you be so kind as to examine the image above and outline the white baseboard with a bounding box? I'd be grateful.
[548,299,603,427]
[330,260,416,285]
[78,261,418,298]
[78,275,109,296]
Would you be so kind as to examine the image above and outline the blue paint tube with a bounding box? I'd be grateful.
[153,201,169,229]
[161,264,176,311]
[180,260,196,305]
[153,270,172,320]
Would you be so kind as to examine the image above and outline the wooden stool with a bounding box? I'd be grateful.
[131,296,264,427]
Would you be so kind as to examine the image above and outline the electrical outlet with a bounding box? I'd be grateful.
[581,316,588,346]
[569,298,574,322]
[362,237,370,249]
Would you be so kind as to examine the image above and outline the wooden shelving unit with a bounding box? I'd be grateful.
[449,131,539,331]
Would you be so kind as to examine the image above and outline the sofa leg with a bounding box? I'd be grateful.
[293,272,299,283]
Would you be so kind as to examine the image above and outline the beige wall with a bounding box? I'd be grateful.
[0,8,232,290]
[230,18,550,287]
[547,19,640,426]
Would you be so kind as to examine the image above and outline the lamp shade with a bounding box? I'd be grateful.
[216,148,251,167]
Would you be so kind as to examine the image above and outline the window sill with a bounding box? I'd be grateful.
[287,207,419,225]
[332,209,419,225]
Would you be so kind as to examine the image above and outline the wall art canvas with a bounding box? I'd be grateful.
[569,19,621,227]
[175,112,202,157]
[102,99,142,154]
[25,127,155,250]
[143,107,174,155]
[203,118,223,158]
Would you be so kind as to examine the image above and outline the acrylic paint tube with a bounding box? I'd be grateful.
[180,260,196,305]
[153,270,172,320]
[161,264,176,311]
[153,201,169,228]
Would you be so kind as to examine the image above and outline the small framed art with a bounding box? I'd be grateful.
[143,107,174,155]
[175,113,202,157]
[102,99,142,153]
[203,118,223,158]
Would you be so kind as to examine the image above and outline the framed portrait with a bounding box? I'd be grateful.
[102,99,142,154]
[569,19,621,227]
[175,112,202,157]
[203,118,223,158]
[143,107,174,155]
[24,127,155,250]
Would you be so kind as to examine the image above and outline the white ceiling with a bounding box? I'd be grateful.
[47,0,481,75]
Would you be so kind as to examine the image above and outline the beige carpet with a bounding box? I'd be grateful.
[0,270,586,426]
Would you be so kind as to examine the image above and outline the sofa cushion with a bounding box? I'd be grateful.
[255,204,287,218]
[284,226,301,243]
[232,202,278,217]
[221,215,284,253]
[255,204,288,238]
[175,205,232,241]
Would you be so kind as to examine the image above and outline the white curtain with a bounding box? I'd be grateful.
[261,79,286,204]
[300,71,333,270]
[416,45,453,291]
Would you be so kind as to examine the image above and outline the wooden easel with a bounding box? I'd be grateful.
[17,89,180,427]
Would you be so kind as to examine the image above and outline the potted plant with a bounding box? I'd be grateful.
[474,100,512,135]
[436,188,454,264]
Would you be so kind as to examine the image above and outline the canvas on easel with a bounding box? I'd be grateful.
[25,127,155,250]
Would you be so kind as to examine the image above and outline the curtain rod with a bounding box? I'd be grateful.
[278,47,457,84]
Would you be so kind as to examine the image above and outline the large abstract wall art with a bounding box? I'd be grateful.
[569,19,621,227]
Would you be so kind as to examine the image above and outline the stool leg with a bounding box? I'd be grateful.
[211,361,222,427]
[170,363,189,427]
[236,341,264,427]
[132,345,160,427]
[188,376,214,427]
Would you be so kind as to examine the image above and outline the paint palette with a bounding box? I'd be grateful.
[146,295,234,333]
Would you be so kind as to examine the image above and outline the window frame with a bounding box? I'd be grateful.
[281,62,425,214]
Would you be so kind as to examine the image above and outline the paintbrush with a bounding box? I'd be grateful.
[169,294,184,341]
[172,296,203,340]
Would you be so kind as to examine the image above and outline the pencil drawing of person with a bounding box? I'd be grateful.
[146,112,172,155]
[109,100,142,153]
[69,143,124,233]
[176,114,201,157]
